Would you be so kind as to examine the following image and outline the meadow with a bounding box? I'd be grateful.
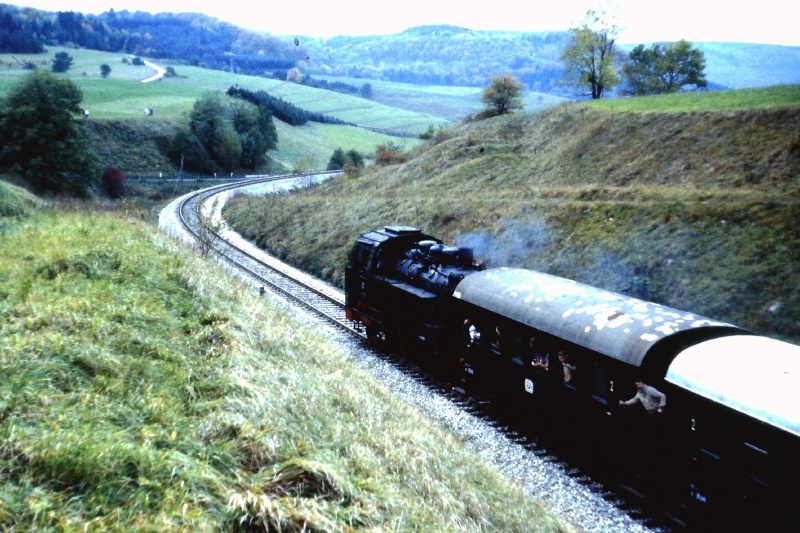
[0,47,455,171]
[585,83,800,112]
[315,74,569,121]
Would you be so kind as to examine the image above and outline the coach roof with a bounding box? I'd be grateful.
[453,268,738,366]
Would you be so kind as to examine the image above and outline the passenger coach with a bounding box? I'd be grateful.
[345,227,800,527]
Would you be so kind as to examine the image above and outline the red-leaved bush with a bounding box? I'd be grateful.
[101,167,126,199]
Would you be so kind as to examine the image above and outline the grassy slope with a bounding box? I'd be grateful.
[224,88,800,344]
[0,202,568,531]
[0,179,47,217]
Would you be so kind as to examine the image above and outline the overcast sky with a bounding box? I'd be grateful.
[13,0,800,46]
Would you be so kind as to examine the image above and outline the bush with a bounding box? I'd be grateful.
[375,144,407,166]
[101,167,126,199]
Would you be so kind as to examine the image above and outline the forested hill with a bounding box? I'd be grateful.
[0,4,304,72]
[302,26,571,93]
[2,4,798,93]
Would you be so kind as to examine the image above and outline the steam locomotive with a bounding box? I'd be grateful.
[345,226,800,529]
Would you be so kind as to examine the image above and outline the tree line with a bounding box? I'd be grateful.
[0,5,301,75]
[226,86,355,127]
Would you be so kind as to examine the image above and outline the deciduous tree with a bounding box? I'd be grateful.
[52,51,73,73]
[327,148,364,170]
[189,93,241,172]
[623,40,707,95]
[176,93,277,173]
[0,70,98,196]
[481,73,525,115]
[168,129,213,174]
[286,67,303,83]
[561,7,622,99]
[100,63,111,78]
[327,148,347,170]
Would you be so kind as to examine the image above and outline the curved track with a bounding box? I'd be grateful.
[176,174,362,339]
[173,177,695,532]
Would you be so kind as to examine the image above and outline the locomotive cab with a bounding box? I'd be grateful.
[345,226,481,373]
[345,226,439,335]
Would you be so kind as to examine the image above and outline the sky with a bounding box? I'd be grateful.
[13,0,800,46]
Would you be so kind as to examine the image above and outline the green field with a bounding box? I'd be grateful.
[585,84,800,112]
[316,74,570,121]
[0,48,476,169]
[0,48,453,131]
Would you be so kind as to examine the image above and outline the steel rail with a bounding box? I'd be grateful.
[175,172,362,338]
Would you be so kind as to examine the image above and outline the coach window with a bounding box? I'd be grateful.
[528,335,550,374]
[591,362,610,404]
[354,245,373,271]
[558,351,577,387]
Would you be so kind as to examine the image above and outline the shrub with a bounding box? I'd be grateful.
[375,144,407,166]
[101,167,126,199]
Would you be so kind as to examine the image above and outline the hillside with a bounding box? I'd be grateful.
[224,94,800,345]
[0,47,463,175]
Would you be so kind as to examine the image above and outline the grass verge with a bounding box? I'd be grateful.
[0,206,568,532]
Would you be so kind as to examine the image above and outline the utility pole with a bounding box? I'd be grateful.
[172,154,184,197]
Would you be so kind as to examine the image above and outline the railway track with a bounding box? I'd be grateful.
[176,173,363,339]
[170,177,689,532]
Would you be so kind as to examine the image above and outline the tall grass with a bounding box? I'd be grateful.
[0,206,568,531]
[0,179,47,217]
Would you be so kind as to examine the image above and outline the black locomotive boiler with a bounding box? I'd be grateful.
[345,226,800,530]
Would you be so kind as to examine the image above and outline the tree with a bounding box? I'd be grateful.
[52,51,73,73]
[327,148,364,170]
[621,44,658,95]
[100,63,111,78]
[375,144,405,166]
[655,40,707,93]
[623,40,707,95]
[286,67,303,82]
[191,196,227,258]
[181,93,277,173]
[561,7,623,99]
[189,93,238,171]
[327,148,347,170]
[360,83,373,99]
[0,70,98,196]
[481,73,525,115]
[168,129,213,174]
[345,149,364,168]
[229,100,276,169]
